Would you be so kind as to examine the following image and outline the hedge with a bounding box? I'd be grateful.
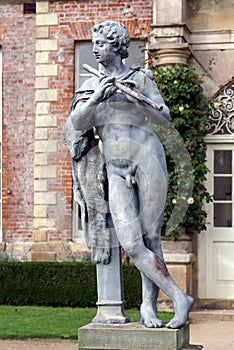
[0,262,141,309]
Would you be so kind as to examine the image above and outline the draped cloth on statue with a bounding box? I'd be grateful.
[63,95,111,265]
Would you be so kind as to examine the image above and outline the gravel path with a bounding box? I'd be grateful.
[0,339,77,350]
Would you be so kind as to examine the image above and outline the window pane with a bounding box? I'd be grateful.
[214,150,232,174]
[79,75,92,86]
[214,203,232,227]
[214,177,232,200]
[23,3,36,14]
[79,44,98,73]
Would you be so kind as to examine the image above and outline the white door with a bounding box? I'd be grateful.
[199,143,234,298]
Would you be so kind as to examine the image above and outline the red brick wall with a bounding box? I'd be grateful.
[0,3,36,242]
[1,0,153,244]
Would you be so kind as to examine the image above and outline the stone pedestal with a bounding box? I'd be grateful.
[93,216,129,324]
[78,322,197,350]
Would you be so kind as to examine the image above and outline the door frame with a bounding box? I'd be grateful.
[198,134,234,298]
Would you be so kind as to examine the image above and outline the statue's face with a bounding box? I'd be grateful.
[92,33,117,65]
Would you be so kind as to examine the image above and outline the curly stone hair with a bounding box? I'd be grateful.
[92,20,130,59]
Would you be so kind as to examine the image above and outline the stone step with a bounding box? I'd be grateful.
[190,309,234,323]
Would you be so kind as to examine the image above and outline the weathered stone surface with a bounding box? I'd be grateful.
[31,252,57,262]
[34,165,57,179]
[34,141,57,153]
[36,14,58,26]
[36,52,49,64]
[36,1,49,13]
[36,89,58,102]
[36,26,49,39]
[35,115,58,128]
[34,205,47,218]
[34,179,48,192]
[36,63,58,76]
[78,322,190,350]
[36,40,58,52]
[34,192,57,205]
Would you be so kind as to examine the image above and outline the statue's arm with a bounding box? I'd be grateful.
[133,71,170,124]
[71,76,115,131]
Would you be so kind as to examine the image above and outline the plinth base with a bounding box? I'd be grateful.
[78,322,201,350]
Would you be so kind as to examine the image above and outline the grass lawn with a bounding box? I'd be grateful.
[0,306,174,339]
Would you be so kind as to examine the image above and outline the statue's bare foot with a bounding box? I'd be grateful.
[166,295,194,329]
[140,303,163,328]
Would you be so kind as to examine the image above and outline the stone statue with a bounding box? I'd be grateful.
[66,20,194,329]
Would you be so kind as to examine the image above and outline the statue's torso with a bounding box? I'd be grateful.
[79,70,166,173]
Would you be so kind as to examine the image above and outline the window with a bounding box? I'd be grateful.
[213,150,233,227]
[23,3,36,14]
[0,47,2,241]
[72,40,146,243]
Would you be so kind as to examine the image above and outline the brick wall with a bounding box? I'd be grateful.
[33,0,153,252]
[0,3,35,243]
[0,0,153,257]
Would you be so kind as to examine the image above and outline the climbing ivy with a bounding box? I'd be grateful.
[152,64,213,240]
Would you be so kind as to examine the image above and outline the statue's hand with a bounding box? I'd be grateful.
[91,76,116,103]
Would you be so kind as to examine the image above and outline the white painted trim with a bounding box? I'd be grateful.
[204,135,234,144]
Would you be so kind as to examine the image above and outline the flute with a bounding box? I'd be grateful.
[82,63,163,111]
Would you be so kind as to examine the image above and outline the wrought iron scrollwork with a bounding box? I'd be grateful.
[205,83,234,135]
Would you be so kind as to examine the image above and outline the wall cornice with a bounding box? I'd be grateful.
[190,30,234,51]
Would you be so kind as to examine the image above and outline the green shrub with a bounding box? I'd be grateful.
[152,64,213,239]
[0,262,97,307]
[0,262,141,309]
[123,263,141,309]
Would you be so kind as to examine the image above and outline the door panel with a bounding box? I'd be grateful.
[199,144,234,299]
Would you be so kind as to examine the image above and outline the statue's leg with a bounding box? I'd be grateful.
[140,158,194,329]
[140,273,163,327]
[108,167,193,329]
[141,210,166,326]
[135,158,166,327]
[140,230,165,327]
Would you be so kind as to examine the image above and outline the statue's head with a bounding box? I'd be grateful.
[92,20,130,59]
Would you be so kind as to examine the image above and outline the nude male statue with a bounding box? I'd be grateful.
[70,20,194,329]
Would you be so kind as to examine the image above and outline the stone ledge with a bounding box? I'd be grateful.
[190,309,234,323]
[164,253,195,264]
[78,322,190,350]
